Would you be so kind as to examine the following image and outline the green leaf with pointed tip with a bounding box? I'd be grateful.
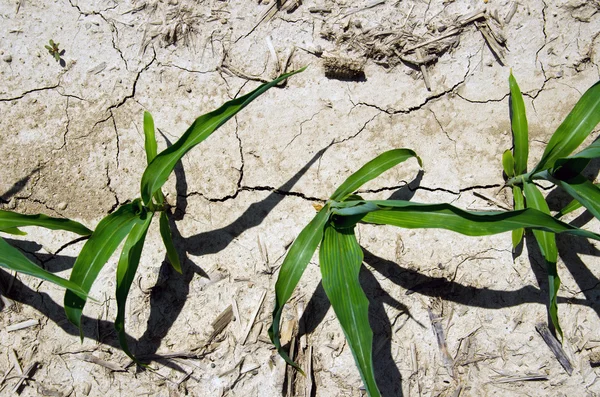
[115,214,153,367]
[320,224,380,397]
[269,204,330,371]
[551,138,600,179]
[509,73,529,175]
[159,211,181,274]
[512,185,525,249]
[0,237,88,297]
[546,173,600,220]
[140,68,306,205]
[0,227,27,236]
[64,201,147,338]
[503,149,515,178]
[143,111,157,164]
[0,210,92,236]
[555,183,600,218]
[334,200,600,241]
[523,182,562,339]
[532,80,600,173]
[329,149,421,202]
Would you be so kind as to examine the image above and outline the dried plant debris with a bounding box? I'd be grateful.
[323,56,366,81]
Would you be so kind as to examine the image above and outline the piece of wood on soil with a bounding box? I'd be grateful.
[535,322,574,375]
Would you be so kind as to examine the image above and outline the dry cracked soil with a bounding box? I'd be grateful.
[1,0,600,396]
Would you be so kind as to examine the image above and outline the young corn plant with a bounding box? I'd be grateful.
[269,149,600,397]
[0,211,91,297]
[0,69,303,365]
[503,74,600,339]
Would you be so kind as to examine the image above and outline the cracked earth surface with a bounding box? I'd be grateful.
[1,0,600,396]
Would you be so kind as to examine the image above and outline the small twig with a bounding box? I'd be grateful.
[404,28,461,52]
[343,0,386,17]
[6,319,38,332]
[476,21,506,65]
[504,2,518,25]
[241,289,267,345]
[79,354,126,372]
[12,362,37,394]
[305,346,313,397]
[428,308,454,377]
[416,48,431,91]
[536,323,573,375]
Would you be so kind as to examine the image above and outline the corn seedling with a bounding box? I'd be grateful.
[269,149,600,396]
[0,211,91,297]
[59,68,304,365]
[503,74,600,339]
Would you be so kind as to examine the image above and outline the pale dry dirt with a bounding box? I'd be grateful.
[1,0,600,396]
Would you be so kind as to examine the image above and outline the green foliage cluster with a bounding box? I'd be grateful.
[0,69,598,395]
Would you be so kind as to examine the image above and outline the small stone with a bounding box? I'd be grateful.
[186,87,192,93]
[3,54,12,63]
[57,202,68,210]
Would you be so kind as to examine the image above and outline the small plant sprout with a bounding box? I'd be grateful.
[270,149,600,396]
[503,73,600,339]
[59,68,305,364]
[45,39,62,62]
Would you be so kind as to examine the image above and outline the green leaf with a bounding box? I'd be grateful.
[335,200,600,241]
[512,185,525,249]
[143,111,158,165]
[0,237,87,297]
[509,73,529,175]
[320,224,380,397]
[0,227,27,236]
[523,182,562,340]
[0,210,92,236]
[551,138,600,178]
[64,201,147,338]
[269,204,330,370]
[115,214,153,366]
[502,149,515,178]
[159,211,181,274]
[555,183,600,218]
[532,80,600,173]
[329,149,421,202]
[140,68,306,204]
[546,173,600,220]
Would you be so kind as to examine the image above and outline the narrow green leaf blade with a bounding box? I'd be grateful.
[143,111,158,165]
[140,68,305,204]
[0,227,27,236]
[550,173,600,220]
[509,73,529,175]
[502,149,515,178]
[512,185,525,249]
[320,225,380,397]
[159,211,181,274]
[115,215,152,366]
[0,210,92,235]
[64,201,147,337]
[269,205,330,370]
[0,237,87,297]
[330,149,421,202]
[533,80,600,173]
[523,182,562,339]
[552,138,600,177]
[555,183,600,218]
[337,200,600,241]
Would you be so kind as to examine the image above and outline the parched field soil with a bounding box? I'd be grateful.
[1,0,600,396]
